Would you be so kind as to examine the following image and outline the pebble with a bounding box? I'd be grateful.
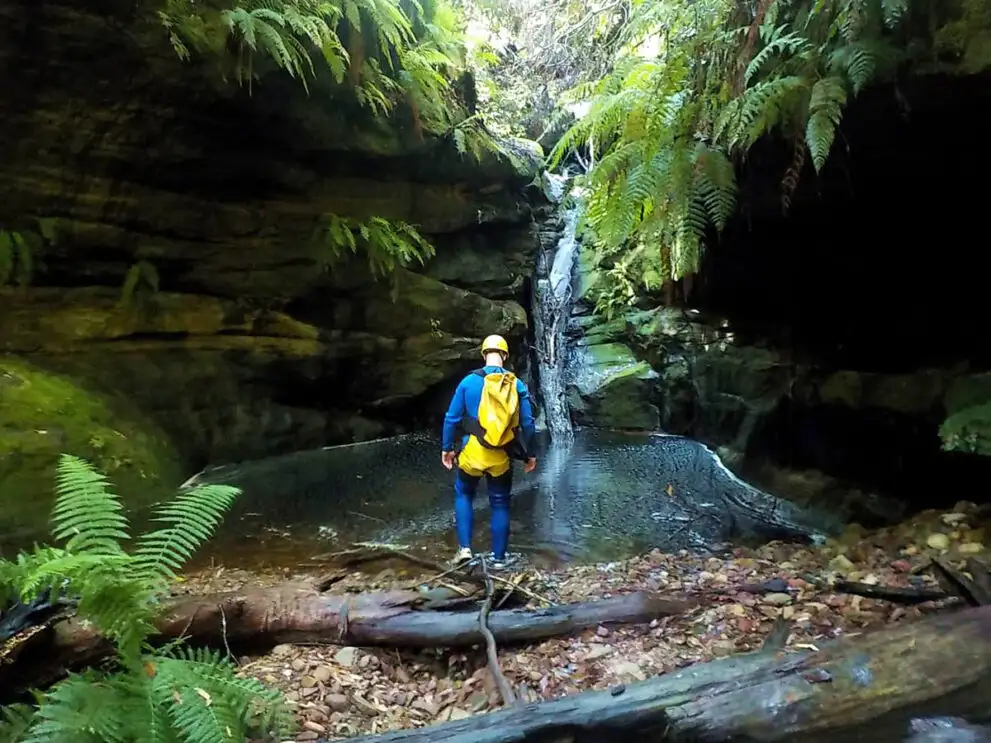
[312,665,333,683]
[586,644,613,660]
[334,647,358,667]
[326,694,350,712]
[762,592,793,606]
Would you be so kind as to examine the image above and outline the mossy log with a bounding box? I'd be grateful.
[352,604,991,743]
[0,585,693,697]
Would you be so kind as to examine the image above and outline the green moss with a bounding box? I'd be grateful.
[0,356,183,543]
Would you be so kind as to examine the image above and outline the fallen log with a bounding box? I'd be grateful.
[0,584,693,696]
[350,603,991,743]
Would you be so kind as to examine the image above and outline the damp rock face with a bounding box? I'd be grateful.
[0,356,182,537]
[0,0,541,469]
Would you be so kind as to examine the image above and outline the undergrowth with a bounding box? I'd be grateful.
[0,455,293,743]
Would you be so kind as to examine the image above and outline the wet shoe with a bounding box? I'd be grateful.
[452,547,474,565]
[484,552,520,571]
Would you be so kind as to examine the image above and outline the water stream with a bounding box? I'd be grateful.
[531,172,580,440]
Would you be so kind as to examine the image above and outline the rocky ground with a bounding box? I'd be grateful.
[178,501,991,742]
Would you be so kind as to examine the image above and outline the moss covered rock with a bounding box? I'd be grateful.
[568,342,660,430]
[0,356,182,542]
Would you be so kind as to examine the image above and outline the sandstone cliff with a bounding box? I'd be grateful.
[0,0,543,515]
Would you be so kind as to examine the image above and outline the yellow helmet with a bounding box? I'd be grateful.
[481,334,509,357]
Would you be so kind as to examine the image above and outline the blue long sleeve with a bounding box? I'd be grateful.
[516,379,536,451]
[442,381,467,451]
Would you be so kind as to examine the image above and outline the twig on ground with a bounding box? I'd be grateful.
[478,556,517,706]
[932,557,988,607]
[832,580,954,606]
[489,574,557,606]
[219,604,238,665]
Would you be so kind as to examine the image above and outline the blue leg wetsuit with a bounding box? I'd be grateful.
[454,467,513,559]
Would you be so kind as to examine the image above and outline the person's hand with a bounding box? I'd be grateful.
[441,451,456,470]
[523,457,537,473]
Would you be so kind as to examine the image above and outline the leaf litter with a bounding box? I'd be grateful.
[175,500,991,741]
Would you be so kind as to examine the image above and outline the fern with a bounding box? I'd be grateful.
[313,213,435,278]
[0,455,290,743]
[805,75,847,171]
[132,485,241,592]
[551,0,924,312]
[161,0,470,132]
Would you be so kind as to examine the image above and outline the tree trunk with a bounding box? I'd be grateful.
[351,604,991,743]
[1,584,694,696]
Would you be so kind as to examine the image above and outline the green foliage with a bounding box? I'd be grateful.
[160,0,470,133]
[933,0,991,73]
[0,229,32,287]
[313,213,435,278]
[940,402,991,455]
[549,0,927,314]
[119,260,161,309]
[0,219,58,288]
[0,454,293,743]
[453,0,627,139]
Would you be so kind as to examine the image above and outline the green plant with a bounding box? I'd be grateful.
[547,0,930,313]
[0,219,59,288]
[119,260,161,308]
[0,229,33,287]
[312,212,435,278]
[940,402,991,455]
[159,0,470,134]
[0,455,293,743]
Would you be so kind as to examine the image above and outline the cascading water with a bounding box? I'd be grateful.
[531,171,582,440]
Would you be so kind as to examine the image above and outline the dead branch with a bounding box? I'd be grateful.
[479,557,517,705]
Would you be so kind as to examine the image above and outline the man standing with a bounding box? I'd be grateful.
[441,334,537,568]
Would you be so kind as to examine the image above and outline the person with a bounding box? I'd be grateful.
[441,334,537,568]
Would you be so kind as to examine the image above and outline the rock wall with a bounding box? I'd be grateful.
[0,0,542,495]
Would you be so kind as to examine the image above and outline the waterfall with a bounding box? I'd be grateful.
[531,171,581,440]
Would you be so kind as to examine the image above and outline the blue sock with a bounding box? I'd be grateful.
[454,470,479,549]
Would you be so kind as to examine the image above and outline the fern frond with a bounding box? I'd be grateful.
[805,75,847,172]
[131,485,241,591]
[880,0,909,28]
[0,703,36,743]
[744,25,812,84]
[19,672,131,743]
[51,455,129,557]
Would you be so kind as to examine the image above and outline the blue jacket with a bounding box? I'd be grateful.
[442,366,536,452]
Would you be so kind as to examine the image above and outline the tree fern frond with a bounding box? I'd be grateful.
[131,485,241,590]
[745,25,812,85]
[51,455,129,557]
[806,75,847,171]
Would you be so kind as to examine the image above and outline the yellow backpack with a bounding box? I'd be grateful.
[473,369,520,448]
